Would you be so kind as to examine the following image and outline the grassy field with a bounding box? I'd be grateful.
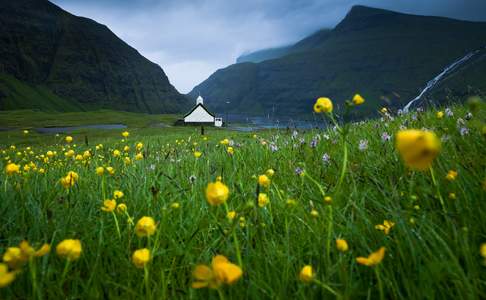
[0,101,485,299]
[0,110,180,128]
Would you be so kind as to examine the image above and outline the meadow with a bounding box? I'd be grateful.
[0,99,485,299]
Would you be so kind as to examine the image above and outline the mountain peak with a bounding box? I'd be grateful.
[347,5,397,18]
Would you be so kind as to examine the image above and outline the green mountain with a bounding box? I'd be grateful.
[236,29,332,64]
[237,46,293,64]
[190,6,486,117]
[0,0,190,113]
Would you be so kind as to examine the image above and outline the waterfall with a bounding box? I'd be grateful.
[403,46,486,112]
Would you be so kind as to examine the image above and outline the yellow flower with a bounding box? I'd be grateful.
[106,167,115,175]
[446,170,458,181]
[136,142,143,151]
[5,163,20,175]
[116,203,127,213]
[448,192,456,200]
[324,196,332,204]
[132,248,150,268]
[313,97,333,113]
[239,217,246,228]
[380,107,388,113]
[480,243,486,259]
[66,171,79,182]
[135,153,144,160]
[352,94,365,105]
[113,190,124,199]
[192,255,242,289]
[123,145,130,152]
[375,220,395,235]
[75,154,83,161]
[122,131,130,138]
[220,139,230,146]
[205,181,230,206]
[135,216,157,237]
[436,111,444,119]
[265,169,275,177]
[395,129,441,171]
[299,265,314,283]
[96,166,104,176]
[227,147,234,155]
[356,247,386,267]
[258,174,271,188]
[56,239,82,261]
[194,151,202,158]
[310,209,319,217]
[18,241,50,259]
[113,149,121,157]
[82,150,91,159]
[18,241,34,259]
[227,211,236,220]
[2,247,25,269]
[65,150,75,158]
[60,171,79,189]
[23,130,29,135]
[101,199,117,212]
[0,263,16,288]
[65,136,73,143]
[34,243,50,257]
[170,202,180,209]
[336,239,349,252]
[286,199,297,207]
[46,151,54,158]
[258,193,269,207]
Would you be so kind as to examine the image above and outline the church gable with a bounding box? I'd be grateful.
[184,104,215,123]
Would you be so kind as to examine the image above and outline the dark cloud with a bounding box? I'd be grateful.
[50,0,486,93]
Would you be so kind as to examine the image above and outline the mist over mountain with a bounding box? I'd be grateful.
[236,29,332,64]
[0,0,190,113]
[190,6,486,117]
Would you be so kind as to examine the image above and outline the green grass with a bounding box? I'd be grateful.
[0,110,180,128]
[0,74,84,111]
[0,103,485,299]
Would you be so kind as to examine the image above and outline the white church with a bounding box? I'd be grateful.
[183,95,223,127]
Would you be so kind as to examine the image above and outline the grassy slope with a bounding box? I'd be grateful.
[0,110,180,128]
[0,74,84,111]
[0,102,485,299]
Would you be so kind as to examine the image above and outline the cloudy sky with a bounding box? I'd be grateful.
[50,0,486,93]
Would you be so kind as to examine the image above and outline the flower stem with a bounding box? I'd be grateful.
[224,202,243,268]
[429,166,446,213]
[374,267,384,300]
[337,139,348,192]
[101,176,106,200]
[60,260,71,287]
[313,278,341,297]
[326,205,333,265]
[29,258,39,300]
[144,265,151,299]
[112,211,121,239]
[217,287,226,300]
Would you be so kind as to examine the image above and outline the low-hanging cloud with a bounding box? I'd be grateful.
[50,0,486,93]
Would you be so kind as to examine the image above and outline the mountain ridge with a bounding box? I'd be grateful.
[0,0,190,113]
[189,5,486,117]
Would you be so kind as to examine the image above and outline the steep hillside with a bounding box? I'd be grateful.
[0,0,190,113]
[236,29,332,64]
[190,6,486,117]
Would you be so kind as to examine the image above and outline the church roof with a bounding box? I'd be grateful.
[183,103,215,119]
